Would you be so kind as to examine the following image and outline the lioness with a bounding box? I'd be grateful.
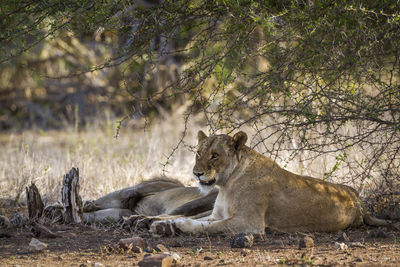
[150,131,388,235]
[83,177,218,224]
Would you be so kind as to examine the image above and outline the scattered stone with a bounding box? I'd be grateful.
[336,231,350,242]
[204,256,213,260]
[0,215,11,229]
[334,242,348,250]
[29,238,48,252]
[349,242,366,248]
[353,257,362,262]
[231,233,254,248]
[155,243,169,253]
[9,213,27,228]
[298,236,314,249]
[118,236,146,253]
[92,263,104,267]
[138,254,173,267]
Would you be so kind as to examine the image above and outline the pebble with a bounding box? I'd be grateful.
[118,236,146,253]
[29,238,48,252]
[92,263,104,267]
[138,254,173,267]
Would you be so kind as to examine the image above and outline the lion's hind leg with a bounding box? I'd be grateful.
[83,208,133,224]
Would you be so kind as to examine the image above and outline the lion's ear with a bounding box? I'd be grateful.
[233,131,247,151]
[197,130,208,142]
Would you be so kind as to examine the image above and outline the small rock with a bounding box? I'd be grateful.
[299,236,314,249]
[92,263,104,267]
[0,215,11,229]
[336,231,350,242]
[353,257,362,262]
[204,256,213,260]
[118,236,146,253]
[349,242,366,248]
[138,254,173,267]
[155,243,169,253]
[29,238,48,252]
[334,242,348,250]
[231,233,254,248]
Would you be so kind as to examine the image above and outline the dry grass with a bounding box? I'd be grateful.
[0,109,386,206]
[0,111,203,203]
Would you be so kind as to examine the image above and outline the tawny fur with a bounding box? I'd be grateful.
[151,131,388,235]
[83,177,217,224]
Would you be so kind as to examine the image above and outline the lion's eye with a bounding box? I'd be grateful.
[210,153,219,160]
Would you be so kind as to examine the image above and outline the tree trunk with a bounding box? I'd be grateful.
[61,167,83,224]
[26,183,44,221]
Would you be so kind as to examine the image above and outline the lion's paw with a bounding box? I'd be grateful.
[150,220,177,237]
[122,214,154,231]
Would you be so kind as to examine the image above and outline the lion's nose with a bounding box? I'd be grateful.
[193,171,204,178]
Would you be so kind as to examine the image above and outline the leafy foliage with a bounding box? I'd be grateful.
[1,1,400,208]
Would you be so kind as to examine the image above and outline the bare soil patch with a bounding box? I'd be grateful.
[1,206,400,266]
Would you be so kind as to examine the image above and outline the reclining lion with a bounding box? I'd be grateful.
[150,131,389,235]
[83,177,218,225]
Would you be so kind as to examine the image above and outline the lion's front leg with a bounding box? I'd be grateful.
[150,216,264,236]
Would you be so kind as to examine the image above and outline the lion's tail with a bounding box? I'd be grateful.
[363,213,391,226]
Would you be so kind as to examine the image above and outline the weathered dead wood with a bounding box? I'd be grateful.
[30,222,59,238]
[26,183,44,220]
[61,167,83,224]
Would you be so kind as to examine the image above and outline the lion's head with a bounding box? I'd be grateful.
[193,131,248,188]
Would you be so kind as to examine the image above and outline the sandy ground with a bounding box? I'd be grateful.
[1,207,400,267]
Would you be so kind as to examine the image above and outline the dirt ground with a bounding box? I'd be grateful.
[1,205,400,267]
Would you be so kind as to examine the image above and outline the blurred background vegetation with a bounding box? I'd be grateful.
[0,0,399,218]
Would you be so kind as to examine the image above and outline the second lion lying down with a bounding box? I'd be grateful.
[150,131,388,235]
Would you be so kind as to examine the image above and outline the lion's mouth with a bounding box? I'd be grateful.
[199,179,216,186]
